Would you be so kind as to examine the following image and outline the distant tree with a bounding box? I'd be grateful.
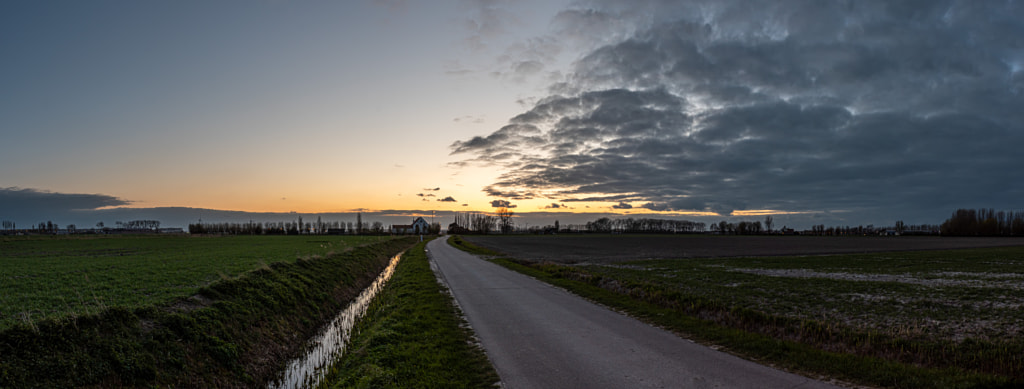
[471,213,496,234]
[554,220,560,232]
[452,212,474,232]
[586,217,612,233]
[496,207,515,234]
[941,208,1024,236]
[764,216,774,234]
[356,213,362,235]
[717,221,730,234]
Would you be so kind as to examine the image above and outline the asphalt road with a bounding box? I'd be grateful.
[426,238,842,389]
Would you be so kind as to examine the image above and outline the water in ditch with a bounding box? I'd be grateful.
[268,253,403,389]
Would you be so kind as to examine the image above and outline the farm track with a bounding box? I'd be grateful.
[455,235,1024,386]
[428,238,841,388]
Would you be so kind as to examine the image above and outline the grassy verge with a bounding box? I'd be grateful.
[0,237,417,388]
[320,239,499,388]
[0,234,390,329]
[447,236,1020,388]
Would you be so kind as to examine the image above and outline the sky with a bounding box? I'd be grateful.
[3,0,1024,229]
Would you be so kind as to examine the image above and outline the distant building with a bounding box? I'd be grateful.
[447,223,470,234]
[392,217,431,234]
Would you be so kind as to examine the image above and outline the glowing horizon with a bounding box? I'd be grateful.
[4,1,1023,230]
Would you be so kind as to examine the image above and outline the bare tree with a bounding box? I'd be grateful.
[471,213,496,234]
[764,216,774,234]
[496,207,515,234]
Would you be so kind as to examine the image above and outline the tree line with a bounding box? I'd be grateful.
[448,211,498,234]
[585,217,708,233]
[116,220,161,230]
[940,208,1024,236]
[188,214,389,235]
[0,219,171,234]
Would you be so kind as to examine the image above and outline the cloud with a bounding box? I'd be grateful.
[490,199,517,208]
[452,0,1024,223]
[612,201,632,209]
[454,115,485,124]
[1,187,129,211]
[459,0,522,52]
[438,196,458,202]
[640,202,667,211]
[417,193,436,197]
[545,203,562,209]
[0,187,131,224]
[445,69,474,76]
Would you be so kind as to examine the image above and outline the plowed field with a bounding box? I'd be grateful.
[461,235,1024,263]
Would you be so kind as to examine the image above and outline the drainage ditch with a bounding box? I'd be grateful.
[269,252,403,388]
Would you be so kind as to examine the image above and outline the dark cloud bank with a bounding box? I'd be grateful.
[453,0,1024,226]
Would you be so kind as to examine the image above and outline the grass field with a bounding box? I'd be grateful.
[0,235,392,330]
[454,235,1024,387]
[320,240,499,388]
[1,236,417,387]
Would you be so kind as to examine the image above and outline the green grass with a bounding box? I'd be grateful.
[448,236,1023,388]
[0,234,390,329]
[321,239,499,388]
[0,236,417,387]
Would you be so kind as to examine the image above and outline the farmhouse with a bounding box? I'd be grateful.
[391,217,430,234]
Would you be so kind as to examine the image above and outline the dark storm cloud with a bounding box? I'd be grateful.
[0,187,131,225]
[490,199,516,208]
[452,0,1024,224]
[0,187,129,213]
[482,185,537,200]
[438,196,458,202]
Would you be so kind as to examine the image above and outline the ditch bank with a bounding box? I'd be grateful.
[0,237,418,388]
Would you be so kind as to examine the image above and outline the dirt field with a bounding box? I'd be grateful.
[461,235,1024,263]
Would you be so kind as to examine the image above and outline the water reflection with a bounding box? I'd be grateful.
[269,253,403,389]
